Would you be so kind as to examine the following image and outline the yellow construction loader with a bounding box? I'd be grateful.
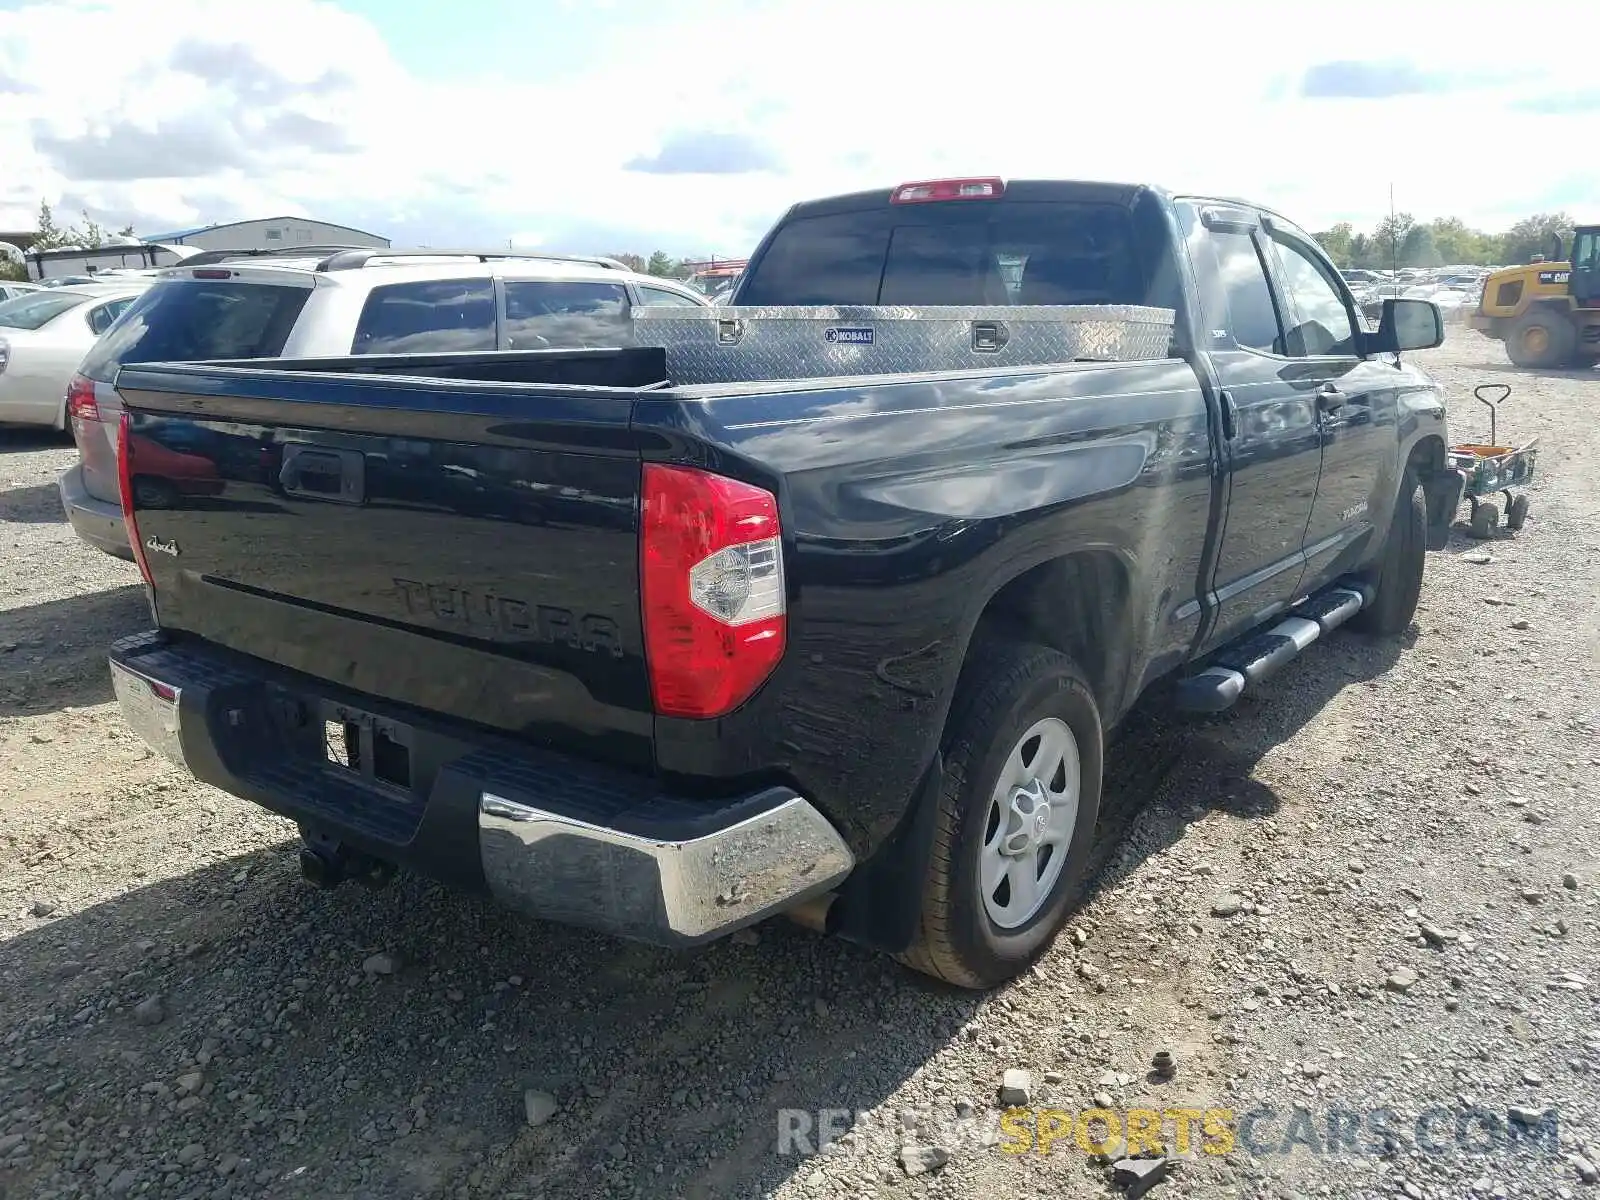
[1469,224,1600,368]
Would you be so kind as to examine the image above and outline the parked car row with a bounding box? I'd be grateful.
[0,249,711,558]
[1342,266,1489,323]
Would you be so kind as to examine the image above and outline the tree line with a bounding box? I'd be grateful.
[12,198,1576,284]
[1313,212,1577,271]
[606,251,708,280]
[0,202,137,280]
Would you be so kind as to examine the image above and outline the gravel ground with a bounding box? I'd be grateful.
[1,334,1596,1200]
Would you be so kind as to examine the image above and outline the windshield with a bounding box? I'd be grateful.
[0,290,88,330]
[737,201,1145,307]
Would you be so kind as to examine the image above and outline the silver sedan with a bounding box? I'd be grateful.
[0,283,149,429]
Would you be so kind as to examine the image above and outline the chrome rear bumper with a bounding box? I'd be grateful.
[479,790,854,944]
[109,637,853,947]
[110,657,187,768]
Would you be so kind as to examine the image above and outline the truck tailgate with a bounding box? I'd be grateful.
[115,365,654,768]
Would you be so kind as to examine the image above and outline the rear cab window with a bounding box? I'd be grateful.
[736,196,1151,309]
[80,279,313,382]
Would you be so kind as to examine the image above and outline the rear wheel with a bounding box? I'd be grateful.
[1505,310,1577,368]
[1351,470,1426,636]
[897,642,1103,989]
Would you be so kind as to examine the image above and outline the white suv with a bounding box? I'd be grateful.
[59,250,710,557]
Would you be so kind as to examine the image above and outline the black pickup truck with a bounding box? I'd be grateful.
[105,179,1458,988]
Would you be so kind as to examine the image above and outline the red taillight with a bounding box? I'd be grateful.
[192,269,233,279]
[117,410,154,587]
[640,464,786,719]
[66,374,99,430]
[890,177,1005,205]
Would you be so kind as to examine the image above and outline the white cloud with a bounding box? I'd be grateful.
[2,0,1595,254]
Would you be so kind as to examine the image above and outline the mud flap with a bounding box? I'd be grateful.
[1424,469,1466,551]
[831,753,945,954]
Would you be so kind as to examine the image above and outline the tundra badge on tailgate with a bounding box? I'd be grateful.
[392,578,623,657]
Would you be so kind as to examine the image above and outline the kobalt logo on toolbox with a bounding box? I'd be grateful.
[824,326,874,345]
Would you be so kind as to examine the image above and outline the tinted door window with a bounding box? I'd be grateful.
[1269,237,1358,357]
[637,285,703,307]
[502,281,630,349]
[80,282,312,381]
[1205,230,1284,353]
[351,279,496,355]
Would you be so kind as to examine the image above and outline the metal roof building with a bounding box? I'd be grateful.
[141,216,389,252]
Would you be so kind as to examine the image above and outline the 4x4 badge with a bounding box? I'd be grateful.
[145,535,179,557]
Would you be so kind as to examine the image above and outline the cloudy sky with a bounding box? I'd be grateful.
[2,0,1595,257]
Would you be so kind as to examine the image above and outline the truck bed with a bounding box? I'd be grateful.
[113,344,1211,850]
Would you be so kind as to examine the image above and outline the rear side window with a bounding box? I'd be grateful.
[352,279,496,355]
[738,202,1145,307]
[80,281,311,381]
[503,281,630,349]
[1201,230,1284,354]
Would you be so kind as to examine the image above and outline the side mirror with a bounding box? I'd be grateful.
[1368,298,1443,354]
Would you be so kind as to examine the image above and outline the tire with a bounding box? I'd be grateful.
[1468,502,1499,540]
[897,642,1103,989]
[1351,469,1426,636]
[1505,310,1577,369]
[1505,494,1530,532]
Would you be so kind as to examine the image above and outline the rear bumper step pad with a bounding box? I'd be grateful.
[1176,582,1373,714]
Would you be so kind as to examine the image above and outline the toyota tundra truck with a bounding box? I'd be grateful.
[103,179,1459,988]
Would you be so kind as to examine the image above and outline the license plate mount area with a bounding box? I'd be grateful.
[319,700,414,795]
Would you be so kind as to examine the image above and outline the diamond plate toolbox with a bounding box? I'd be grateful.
[631,304,1176,385]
